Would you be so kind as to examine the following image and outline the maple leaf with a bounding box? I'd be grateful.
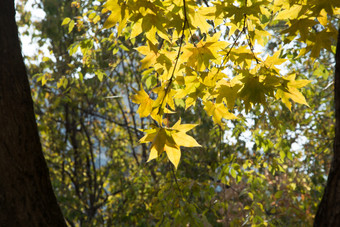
[103,0,121,29]
[275,74,311,111]
[188,5,212,34]
[153,85,176,111]
[174,76,199,99]
[237,70,282,111]
[174,74,206,109]
[181,32,228,71]
[139,119,201,169]
[263,51,287,73]
[228,46,255,68]
[310,30,335,60]
[282,18,317,42]
[215,78,242,109]
[103,0,129,35]
[135,43,159,69]
[204,101,237,126]
[275,4,303,20]
[131,85,154,118]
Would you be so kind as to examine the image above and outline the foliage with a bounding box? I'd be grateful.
[102,0,338,168]
[17,0,340,226]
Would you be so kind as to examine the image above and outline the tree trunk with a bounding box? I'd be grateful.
[314,28,340,226]
[0,1,66,226]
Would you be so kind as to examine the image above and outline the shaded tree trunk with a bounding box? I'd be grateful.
[0,0,66,226]
[314,28,340,225]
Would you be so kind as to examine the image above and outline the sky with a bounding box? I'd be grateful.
[16,0,46,57]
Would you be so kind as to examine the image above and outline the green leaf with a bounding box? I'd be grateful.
[274,190,283,199]
[279,150,285,160]
[230,168,237,179]
[96,70,105,81]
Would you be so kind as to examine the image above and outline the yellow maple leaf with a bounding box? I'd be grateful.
[152,86,176,111]
[317,9,328,26]
[135,44,159,69]
[263,51,287,73]
[103,0,121,29]
[164,144,181,169]
[204,101,237,126]
[131,86,154,118]
[275,4,303,20]
[216,78,242,109]
[139,119,201,169]
[191,6,212,34]
[181,32,228,71]
[275,74,311,111]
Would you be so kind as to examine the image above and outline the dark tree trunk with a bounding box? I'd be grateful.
[314,28,340,226]
[0,1,66,226]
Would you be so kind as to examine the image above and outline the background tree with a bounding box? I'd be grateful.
[314,27,340,226]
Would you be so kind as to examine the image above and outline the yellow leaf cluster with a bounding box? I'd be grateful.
[101,0,328,168]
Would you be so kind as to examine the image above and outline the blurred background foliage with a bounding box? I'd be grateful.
[16,0,335,226]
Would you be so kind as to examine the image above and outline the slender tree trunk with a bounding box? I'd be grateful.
[314,28,340,226]
[0,1,66,226]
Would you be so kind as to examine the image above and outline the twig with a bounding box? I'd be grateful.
[157,0,188,114]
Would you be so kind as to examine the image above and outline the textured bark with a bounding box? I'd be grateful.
[314,28,340,226]
[0,1,66,226]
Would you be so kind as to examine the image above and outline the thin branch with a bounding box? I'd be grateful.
[158,0,188,114]
[108,87,140,166]
[171,164,182,194]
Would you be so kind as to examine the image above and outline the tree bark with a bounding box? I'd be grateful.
[0,1,66,226]
[314,28,340,226]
